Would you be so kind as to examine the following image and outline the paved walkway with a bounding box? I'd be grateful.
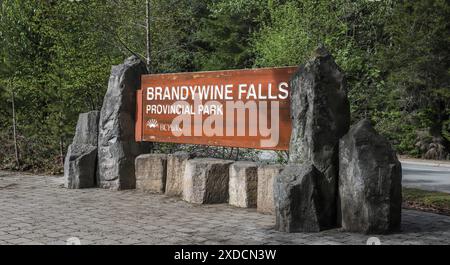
[0,171,449,245]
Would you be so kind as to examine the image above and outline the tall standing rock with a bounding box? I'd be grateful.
[289,46,350,173]
[64,111,100,189]
[339,119,402,234]
[275,46,350,231]
[97,56,151,190]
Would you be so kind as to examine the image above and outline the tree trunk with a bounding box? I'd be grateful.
[145,0,151,72]
[427,100,450,159]
[11,90,20,168]
[60,136,64,169]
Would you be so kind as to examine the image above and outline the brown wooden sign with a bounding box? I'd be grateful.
[135,67,297,150]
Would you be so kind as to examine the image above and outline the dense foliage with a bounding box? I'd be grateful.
[0,0,449,173]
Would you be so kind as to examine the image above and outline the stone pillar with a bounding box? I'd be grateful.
[274,46,350,231]
[165,152,191,197]
[64,111,100,189]
[339,119,402,234]
[97,56,151,190]
[182,158,233,204]
[257,164,284,214]
[229,161,258,208]
[135,154,167,193]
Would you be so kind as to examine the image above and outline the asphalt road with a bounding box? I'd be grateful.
[402,161,450,193]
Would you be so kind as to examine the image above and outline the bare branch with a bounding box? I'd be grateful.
[113,32,146,61]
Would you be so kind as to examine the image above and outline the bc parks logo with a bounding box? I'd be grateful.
[146,119,158,129]
[146,119,181,132]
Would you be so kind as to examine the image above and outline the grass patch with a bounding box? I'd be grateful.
[403,188,450,216]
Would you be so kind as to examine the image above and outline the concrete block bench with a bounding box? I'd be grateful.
[257,164,284,214]
[165,152,191,197]
[135,154,167,193]
[229,161,258,208]
[182,158,233,204]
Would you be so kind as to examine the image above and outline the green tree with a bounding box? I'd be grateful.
[0,1,57,170]
[378,0,450,158]
[193,0,265,70]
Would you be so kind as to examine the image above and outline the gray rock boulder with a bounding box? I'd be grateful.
[339,119,402,234]
[64,111,100,189]
[64,145,97,189]
[286,46,350,229]
[274,163,327,232]
[72,111,100,146]
[97,56,151,190]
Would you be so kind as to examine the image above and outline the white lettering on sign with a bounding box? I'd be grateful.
[146,82,289,102]
[143,82,288,148]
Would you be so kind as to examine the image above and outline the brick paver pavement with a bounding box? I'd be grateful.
[1,171,449,245]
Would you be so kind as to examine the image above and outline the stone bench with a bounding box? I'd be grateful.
[182,158,233,204]
[165,152,191,197]
[257,164,284,214]
[135,154,167,193]
[229,161,258,208]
